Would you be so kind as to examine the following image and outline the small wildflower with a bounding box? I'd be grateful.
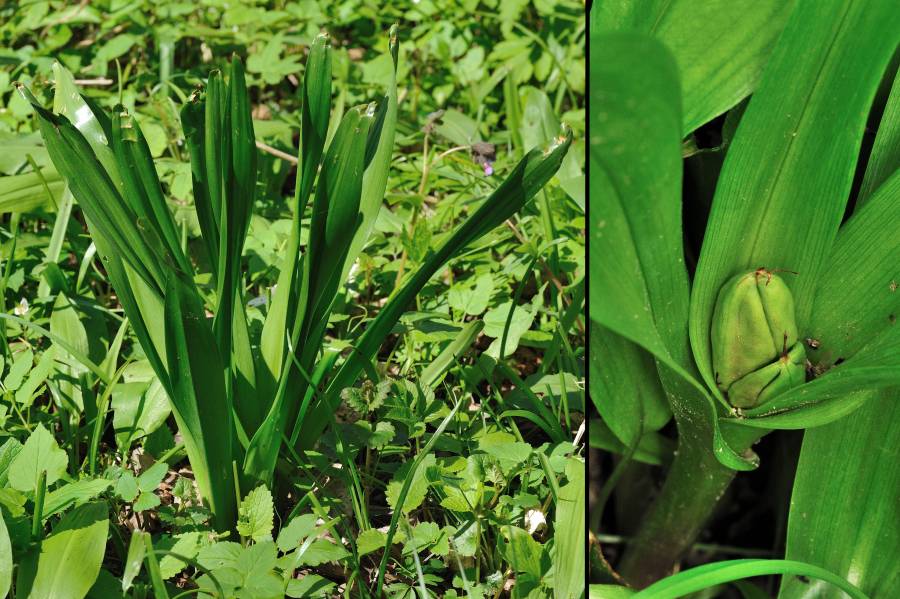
[471,141,496,177]
[13,298,28,316]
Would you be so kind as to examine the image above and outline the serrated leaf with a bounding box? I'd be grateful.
[356,528,388,557]
[368,421,396,450]
[296,539,349,567]
[237,485,274,542]
[43,478,112,520]
[276,513,317,552]
[114,472,139,502]
[158,532,204,579]
[386,453,436,514]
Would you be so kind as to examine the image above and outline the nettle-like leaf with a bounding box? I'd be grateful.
[237,485,275,543]
[276,513,317,553]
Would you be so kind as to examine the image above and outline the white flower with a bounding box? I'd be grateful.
[13,298,28,316]
[525,509,546,535]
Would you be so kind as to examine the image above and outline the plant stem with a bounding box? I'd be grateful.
[617,424,763,587]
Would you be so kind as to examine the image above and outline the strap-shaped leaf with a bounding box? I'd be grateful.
[304,104,373,329]
[341,24,400,282]
[20,87,164,293]
[204,70,226,264]
[689,0,900,396]
[593,0,792,135]
[805,170,900,367]
[590,32,753,471]
[257,33,332,435]
[294,130,574,449]
[592,323,671,449]
[51,62,121,187]
[163,271,235,531]
[858,66,900,204]
[213,57,258,424]
[778,392,900,598]
[111,107,191,275]
[180,93,218,270]
[243,104,374,483]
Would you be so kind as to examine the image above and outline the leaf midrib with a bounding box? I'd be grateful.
[745,1,853,263]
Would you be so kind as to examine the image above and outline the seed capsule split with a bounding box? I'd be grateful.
[711,268,807,408]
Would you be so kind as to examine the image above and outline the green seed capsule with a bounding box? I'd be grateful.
[711,268,806,408]
[726,342,806,408]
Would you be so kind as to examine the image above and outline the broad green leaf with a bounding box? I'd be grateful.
[163,272,235,531]
[778,392,899,598]
[4,347,33,391]
[356,528,388,557]
[14,346,55,408]
[237,485,275,543]
[589,32,691,378]
[94,34,138,65]
[689,0,900,394]
[499,525,544,578]
[111,362,171,450]
[286,575,336,598]
[50,294,91,413]
[448,273,494,316]
[858,66,900,203]
[276,513,317,552]
[594,0,793,134]
[591,32,752,470]
[552,459,585,599]
[386,454,436,514]
[158,532,204,579]
[122,530,146,592]
[592,323,671,448]
[805,170,900,367]
[342,25,400,282]
[0,167,63,214]
[296,539,349,567]
[483,300,534,358]
[30,502,109,599]
[8,423,68,492]
[0,509,10,599]
[43,479,112,520]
